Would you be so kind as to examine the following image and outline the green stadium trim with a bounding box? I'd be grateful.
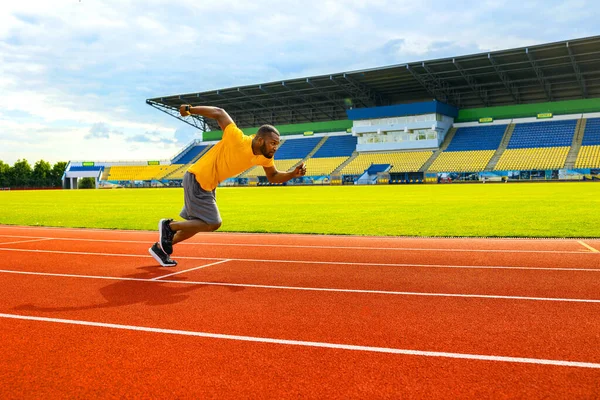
[456,98,600,122]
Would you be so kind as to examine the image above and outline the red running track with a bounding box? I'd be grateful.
[0,225,599,399]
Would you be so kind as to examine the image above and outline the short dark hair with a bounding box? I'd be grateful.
[257,124,280,137]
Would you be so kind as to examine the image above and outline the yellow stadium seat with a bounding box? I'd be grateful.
[304,157,349,176]
[428,150,495,172]
[340,151,433,175]
[494,147,570,170]
[575,146,600,168]
[107,165,180,181]
[241,159,302,177]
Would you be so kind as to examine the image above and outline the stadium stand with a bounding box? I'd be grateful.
[107,165,180,181]
[173,145,209,164]
[68,166,104,172]
[575,146,600,168]
[312,135,357,158]
[275,137,322,160]
[305,157,349,176]
[575,118,600,168]
[495,147,570,170]
[302,135,357,176]
[340,151,433,175]
[427,124,507,172]
[492,120,577,170]
[429,150,496,172]
[100,167,111,181]
[445,125,507,152]
[243,159,302,177]
[162,145,214,180]
[507,120,576,149]
[236,137,322,177]
[140,36,600,186]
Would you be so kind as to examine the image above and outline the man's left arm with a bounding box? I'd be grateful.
[263,163,306,184]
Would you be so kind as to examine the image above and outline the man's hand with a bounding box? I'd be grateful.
[179,104,191,117]
[177,105,233,130]
[292,163,306,177]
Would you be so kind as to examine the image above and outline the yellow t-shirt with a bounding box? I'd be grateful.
[188,123,275,191]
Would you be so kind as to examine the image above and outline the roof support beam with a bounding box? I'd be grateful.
[566,42,588,98]
[488,54,520,103]
[258,85,312,123]
[281,82,335,120]
[329,76,372,108]
[525,48,553,101]
[306,78,349,114]
[342,73,385,106]
[215,90,253,127]
[146,100,209,132]
[406,64,459,106]
[421,63,462,106]
[235,88,277,126]
[452,59,489,106]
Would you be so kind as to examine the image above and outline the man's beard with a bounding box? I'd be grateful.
[261,143,273,158]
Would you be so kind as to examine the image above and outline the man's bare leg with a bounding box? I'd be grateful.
[170,219,221,245]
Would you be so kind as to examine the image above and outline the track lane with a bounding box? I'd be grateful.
[1,237,599,270]
[1,273,599,364]
[3,318,599,399]
[2,253,600,300]
[0,225,594,251]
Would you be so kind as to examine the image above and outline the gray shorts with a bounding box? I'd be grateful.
[180,172,222,225]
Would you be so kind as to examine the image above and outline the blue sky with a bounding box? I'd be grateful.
[0,0,597,164]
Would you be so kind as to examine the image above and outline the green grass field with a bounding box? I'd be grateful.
[0,183,599,237]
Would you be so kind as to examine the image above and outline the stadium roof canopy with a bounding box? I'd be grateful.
[147,35,600,131]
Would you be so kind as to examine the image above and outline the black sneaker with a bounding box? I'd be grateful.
[149,242,178,267]
[158,218,175,255]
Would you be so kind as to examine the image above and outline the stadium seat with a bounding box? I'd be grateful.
[312,135,357,158]
[107,165,180,181]
[494,147,570,170]
[242,159,302,177]
[508,120,576,149]
[575,145,600,168]
[340,151,433,175]
[446,125,507,151]
[304,157,349,176]
[173,145,208,164]
[428,150,495,172]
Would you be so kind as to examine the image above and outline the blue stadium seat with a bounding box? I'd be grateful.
[275,137,322,160]
[507,120,576,149]
[312,135,357,158]
[445,125,507,152]
[175,145,207,164]
[69,166,104,172]
[582,118,600,146]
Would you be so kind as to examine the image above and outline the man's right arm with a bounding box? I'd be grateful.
[179,105,234,131]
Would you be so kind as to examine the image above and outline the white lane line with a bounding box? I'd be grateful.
[1,312,599,369]
[151,259,231,281]
[1,268,600,303]
[578,241,600,253]
[0,225,591,242]
[0,238,54,246]
[0,247,599,272]
[0,234,592,255]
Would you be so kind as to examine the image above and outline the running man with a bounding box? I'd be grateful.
[149,105,307,267]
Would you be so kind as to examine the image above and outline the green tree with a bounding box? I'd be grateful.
[78,177,96,189]
[0,161,10,188]
[12,159,32,187]
[32,160,52,187]
[51,161,68,188]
